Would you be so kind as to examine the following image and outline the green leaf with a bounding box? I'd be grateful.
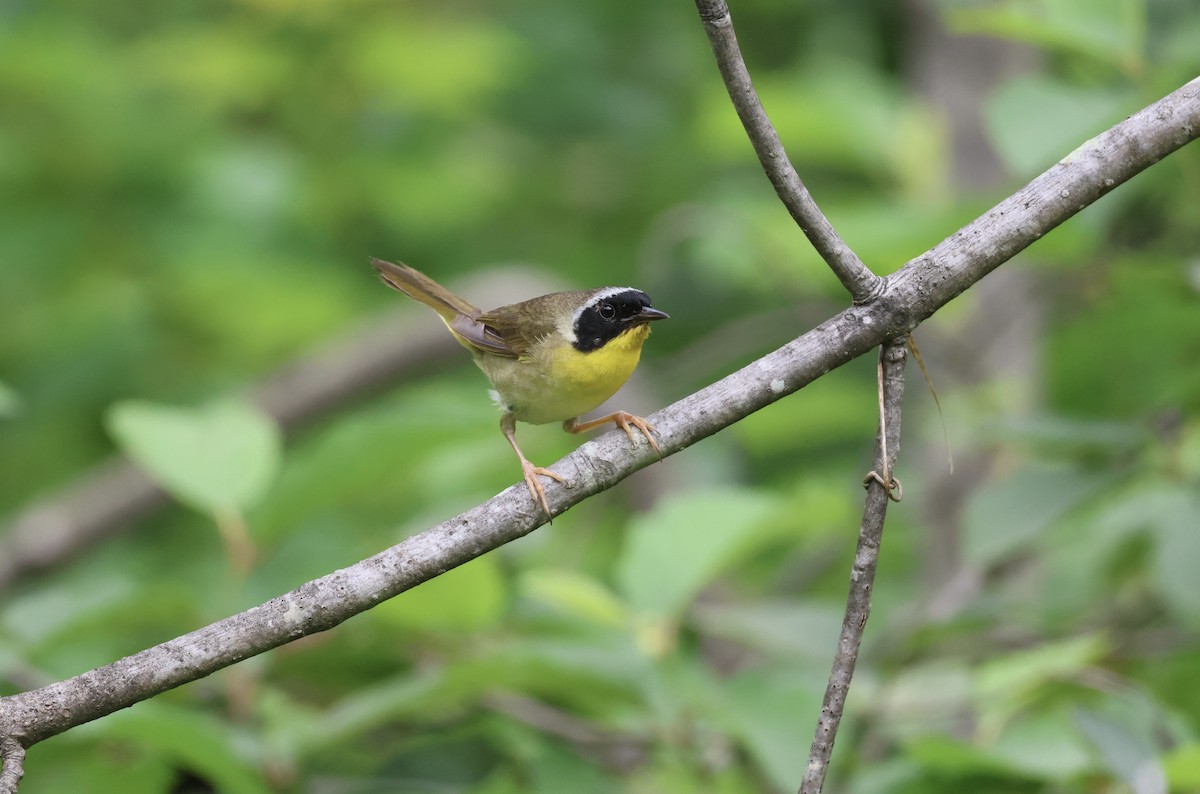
[1074,707,1163,788]
[714,668,824,791]
[845,759,927,794]
[1034,482,1160,619]
[106,399,281,515]
[881,660,973,731]
[975,634,1106,704]
[946,0,1145,74]
[996,414,1145,452]
[372,554,507,633]
[904,733,1015,776]
[1179,419,1200,481]
[430,635,646,724]
[347,20,522,116]
[1164,744,1200,789]
[963,462,1110,565]
[519,568,627,628]
[691,600,843,660]
[1147,487,1200,617]
[525,741,615,794]
[18,734,175,794]
[615,488,777,619]
[988,710,1094,779]
[974,634,1107,734]
[902,715,1098,783]
[1088,483,1200,617]
[2,567,135,648]
[626,758,764,794]
[0,379,20,417]
[735,376,876,455]
[1160,11,1200,69]
[99,703,273,794]
[984,76,1128,176]
[265,670,446,755]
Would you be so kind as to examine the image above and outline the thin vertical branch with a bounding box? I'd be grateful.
[800,340,907,794]
[0,738,25,794]
[693,0,883,304]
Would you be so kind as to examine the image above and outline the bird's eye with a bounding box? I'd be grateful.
[598,303,616,320]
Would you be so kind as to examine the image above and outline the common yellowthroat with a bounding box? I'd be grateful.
[371,259,669,517]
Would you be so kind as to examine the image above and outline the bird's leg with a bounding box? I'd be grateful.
[563,411,662,458]
[501,413,565,519]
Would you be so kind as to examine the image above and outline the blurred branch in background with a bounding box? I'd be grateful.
[0,268,555,590]
[903,0,1043,615]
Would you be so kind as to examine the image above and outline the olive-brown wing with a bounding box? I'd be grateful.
[476,294,568,360]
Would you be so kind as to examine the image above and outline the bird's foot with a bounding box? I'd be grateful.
[565,411,663,458]
[609,411,662,458]
[521,460,566,519]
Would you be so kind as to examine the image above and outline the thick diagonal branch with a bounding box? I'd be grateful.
[694,0,882,303]
[800,341,907,794]
[0,77,1196,763]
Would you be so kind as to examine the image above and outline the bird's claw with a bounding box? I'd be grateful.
[521,461,566,519]
[612,411,662,458]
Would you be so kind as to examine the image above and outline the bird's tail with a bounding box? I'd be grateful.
[370,258,480,321]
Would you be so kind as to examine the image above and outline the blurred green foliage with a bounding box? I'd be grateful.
[107,399,281,516]
[2,0,1199,791]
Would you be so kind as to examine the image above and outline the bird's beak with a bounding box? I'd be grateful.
[634,307,670,322]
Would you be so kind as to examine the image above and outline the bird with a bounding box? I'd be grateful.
[371,258,669,518]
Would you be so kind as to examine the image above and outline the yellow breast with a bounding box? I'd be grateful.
[479,324,651,425]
